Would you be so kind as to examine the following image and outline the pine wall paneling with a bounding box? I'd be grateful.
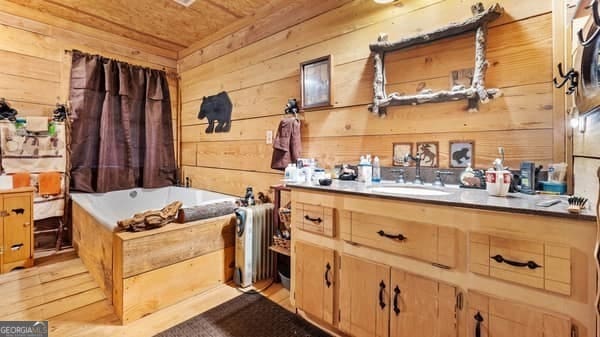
[179,0,557,197]
[0,1,181,247]
[0,2,180,163]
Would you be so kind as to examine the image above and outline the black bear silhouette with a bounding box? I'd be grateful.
[198,91,232,134]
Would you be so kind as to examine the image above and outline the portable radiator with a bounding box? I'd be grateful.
[233,203,275,287]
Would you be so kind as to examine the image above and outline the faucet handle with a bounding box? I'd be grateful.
[433,171,454,187]
[390,169,405,184]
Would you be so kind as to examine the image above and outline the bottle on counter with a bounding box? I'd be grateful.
[358,155,372,185]
[284,163,293,181]
[372,156,381,183]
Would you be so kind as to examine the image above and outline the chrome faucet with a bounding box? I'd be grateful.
[404,153,423,185]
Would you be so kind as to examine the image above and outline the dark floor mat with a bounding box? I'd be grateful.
[153,292,331,337]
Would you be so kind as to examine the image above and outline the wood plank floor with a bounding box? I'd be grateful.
[0,257,292,337]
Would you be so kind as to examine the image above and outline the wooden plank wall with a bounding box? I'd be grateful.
[0,0,180,163]
[179,0,558,197]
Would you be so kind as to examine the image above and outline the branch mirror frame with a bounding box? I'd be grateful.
[368,2,504,116]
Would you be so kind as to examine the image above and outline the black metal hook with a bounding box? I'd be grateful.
[553,63,579,95]
[578,0,600,46]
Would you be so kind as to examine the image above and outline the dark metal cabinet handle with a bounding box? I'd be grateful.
[378,281,386,309]
[490,254,541,269]
[304,215,322,223]
[377,230,406,241]
[393,285,401,315]
[11,208,25,215]
[324,262,332,288]
[474,311,484,337]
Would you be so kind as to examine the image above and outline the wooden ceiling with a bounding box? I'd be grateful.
[4,0,275,51]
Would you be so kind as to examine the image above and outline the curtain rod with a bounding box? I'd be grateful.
[63,49,178,79]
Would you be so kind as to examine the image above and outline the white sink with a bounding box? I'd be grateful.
[370,186,451,196]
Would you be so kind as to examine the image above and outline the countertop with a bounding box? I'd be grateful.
[286,180,597,221]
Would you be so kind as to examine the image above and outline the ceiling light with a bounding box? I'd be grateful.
[374,0,395,3]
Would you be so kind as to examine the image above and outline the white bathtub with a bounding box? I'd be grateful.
[71,186,236,231]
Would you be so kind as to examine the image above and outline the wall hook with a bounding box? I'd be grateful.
[553,63,578,95]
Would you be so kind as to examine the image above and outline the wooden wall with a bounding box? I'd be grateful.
[0,0,180,163]
[179,0,560,197]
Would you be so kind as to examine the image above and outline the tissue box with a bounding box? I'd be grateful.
[540,181,567,194]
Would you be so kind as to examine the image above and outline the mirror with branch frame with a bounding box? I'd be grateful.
[368,2,504,116]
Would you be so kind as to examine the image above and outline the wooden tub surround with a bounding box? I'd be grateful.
[72,202,235,324]
[289,186,597,337]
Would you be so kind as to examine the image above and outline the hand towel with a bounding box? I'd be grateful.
[12,172,31,188]
[25,116,49,133]
[38,172,61,195]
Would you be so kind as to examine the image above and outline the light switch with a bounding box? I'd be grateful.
[266,130,273,144]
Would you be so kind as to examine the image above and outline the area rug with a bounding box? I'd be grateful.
[154,293,331,337]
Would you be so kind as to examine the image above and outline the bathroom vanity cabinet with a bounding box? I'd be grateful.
[289,185,596,337]
[0,187,34,273]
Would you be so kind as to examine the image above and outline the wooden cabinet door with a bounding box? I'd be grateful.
[295,241,335,325]
[467,291,572,337]
[390,269,458,337]
[339,254,390,337]
[3,194,32,263]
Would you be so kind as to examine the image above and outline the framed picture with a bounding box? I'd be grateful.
[300,55,333,109]
[392,143,413,166]
[449,140,475,168]
[416,142,439,167]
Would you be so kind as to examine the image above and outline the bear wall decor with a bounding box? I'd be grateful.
[197,91,232,133]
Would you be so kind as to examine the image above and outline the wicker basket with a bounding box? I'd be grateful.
[273,236,291,250]
[278,207,292,229]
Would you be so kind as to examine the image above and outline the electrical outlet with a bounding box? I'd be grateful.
[266,130,273,144]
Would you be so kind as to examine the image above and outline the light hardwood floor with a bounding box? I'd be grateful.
[0,257,292,337]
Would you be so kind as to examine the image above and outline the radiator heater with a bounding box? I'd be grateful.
[233,203,275,287]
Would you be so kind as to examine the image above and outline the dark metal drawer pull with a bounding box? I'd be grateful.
[393,285,401,315]
[11,243,24,251]
[377,230,406,241]
[324,262,332,288]
[490,254,541,269]
[378,281,386,309]
[304,215,322,223]
[474,311,484,337]
[11,208,25,215]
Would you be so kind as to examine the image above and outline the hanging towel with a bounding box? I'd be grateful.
[38,172,61,195]
[25,116,49,133]
[270,118,301,170]
[12,172,31,188]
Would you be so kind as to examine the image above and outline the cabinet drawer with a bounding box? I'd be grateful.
[469,232,571,295]
[468,291,572,337]
[296,203,334,237]
[350,212,457,268]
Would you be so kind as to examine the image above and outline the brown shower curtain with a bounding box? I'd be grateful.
[69,50,176,193]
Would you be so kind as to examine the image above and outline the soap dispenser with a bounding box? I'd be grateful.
[372,156,381,183]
